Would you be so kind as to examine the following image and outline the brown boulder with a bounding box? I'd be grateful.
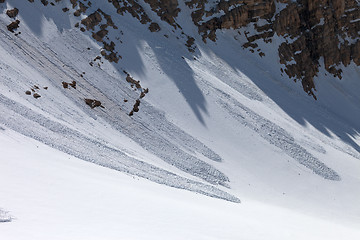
[7,20,20,32]
[6,8,19,18]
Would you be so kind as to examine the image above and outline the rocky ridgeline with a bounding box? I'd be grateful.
[185,0,360,99]
[2,0,359,99]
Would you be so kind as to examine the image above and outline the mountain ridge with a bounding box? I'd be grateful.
[4,0,360,98]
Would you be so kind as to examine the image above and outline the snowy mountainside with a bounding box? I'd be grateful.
[0,0,360,239]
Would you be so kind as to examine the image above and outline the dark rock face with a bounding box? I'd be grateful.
[274,0,360,98]
[7,20,20,32]
[81,11,102,30]
[185,0,360,99]
[144,0,180,27]
[85,98,103,108]
[6,8,19,18]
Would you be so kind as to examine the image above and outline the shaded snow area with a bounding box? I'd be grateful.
[1,0,360,239]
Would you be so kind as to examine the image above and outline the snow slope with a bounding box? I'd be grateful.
[1,0,360,239]
[1,129,360,240]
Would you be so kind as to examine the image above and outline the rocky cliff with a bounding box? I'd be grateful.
[2,0,360,99]
[185,0,360,99]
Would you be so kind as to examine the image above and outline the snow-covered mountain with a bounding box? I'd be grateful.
[0,0,360,239]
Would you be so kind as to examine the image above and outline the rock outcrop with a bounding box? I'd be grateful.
[6,8,19,18]
[144,0,180,28]
[7,0,360,99]
[185,0,360,99]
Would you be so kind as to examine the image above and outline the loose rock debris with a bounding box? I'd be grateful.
[84,98,104,109]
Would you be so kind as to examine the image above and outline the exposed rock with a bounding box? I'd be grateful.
[62,82,68,88]
[6,8,19,18]
[110,0,151,24]
[79,9,121,64]
[16,0,360,98]
[144,0,180,27]
[73,1,88,16]
[92,29,108,42]
[129,99,141,115]
[7,20,20,33]
[186,0,275,42]
[273,0,360,98]
[62,80,77,89]
[41,0,49,6]
[103,51,119,63]
[70,0,77,8]
[81,11,102,30]
[185,36,196,52]
[33,93,41,99]
[185,0,360,99]
[25,90,31,95]
[97,9,116,28]
[126,74,141,89]
[103,41,115,52]
[69,81,77,89]
[149,22,160,32]
[133,99,140,112]
[85,98,104,108]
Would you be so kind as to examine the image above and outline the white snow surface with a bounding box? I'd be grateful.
[1,0,360,239]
